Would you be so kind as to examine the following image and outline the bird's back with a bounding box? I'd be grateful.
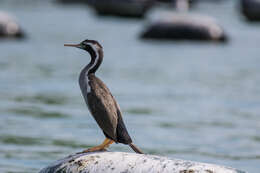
[81,74,132,144]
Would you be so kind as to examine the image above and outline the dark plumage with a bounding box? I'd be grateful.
[86,74,132,144]
[65,39,143,154]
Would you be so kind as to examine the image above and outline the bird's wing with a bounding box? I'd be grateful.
[87,74,118,141]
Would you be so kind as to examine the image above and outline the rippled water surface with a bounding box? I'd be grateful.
[1,1,260,172]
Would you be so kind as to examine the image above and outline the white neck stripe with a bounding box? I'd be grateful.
[86,43,99,74]
[85,43,100,93]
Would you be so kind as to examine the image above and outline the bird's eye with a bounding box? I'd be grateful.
[80,43,87,49]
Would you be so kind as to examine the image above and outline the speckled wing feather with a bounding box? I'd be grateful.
[87,74,118,141]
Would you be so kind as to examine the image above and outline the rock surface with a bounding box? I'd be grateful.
[39,151,246,173]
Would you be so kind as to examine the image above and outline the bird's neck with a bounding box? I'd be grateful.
[83,47,103,76]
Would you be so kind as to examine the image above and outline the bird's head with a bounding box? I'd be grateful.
[64,39,103,53]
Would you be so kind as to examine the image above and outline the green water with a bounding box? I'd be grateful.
[0,0,260,172]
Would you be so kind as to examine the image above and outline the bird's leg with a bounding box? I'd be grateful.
[81,138,114,153]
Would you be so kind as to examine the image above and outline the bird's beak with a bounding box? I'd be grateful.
[64,43,81,48]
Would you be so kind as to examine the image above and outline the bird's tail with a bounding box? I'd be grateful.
[129,143,144,154]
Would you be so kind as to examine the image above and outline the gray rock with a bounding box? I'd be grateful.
[89,0,154,18]
[55,0,91,5]
[140,13,227,42]
[39,151,246,173]
[241,0,260,21]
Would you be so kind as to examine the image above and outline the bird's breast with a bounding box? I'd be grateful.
[79,73,92,107]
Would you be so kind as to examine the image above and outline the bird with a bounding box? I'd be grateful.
[64,39,143,154]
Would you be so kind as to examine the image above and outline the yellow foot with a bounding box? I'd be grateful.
[77,138,114,154]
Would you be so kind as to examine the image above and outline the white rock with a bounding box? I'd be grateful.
[39,151,246,173]
[0,11,24,38]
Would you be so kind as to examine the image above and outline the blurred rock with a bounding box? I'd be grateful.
[89,0,154,18]
[0,12,25,39]
[155,0,225,7]
[154,0,198,10]
[241,0,260,21]
[55,0,91,4]
[140,13,227,42]
[39,151,246,173]
[193,0,225,2]
[156,0,194,4]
